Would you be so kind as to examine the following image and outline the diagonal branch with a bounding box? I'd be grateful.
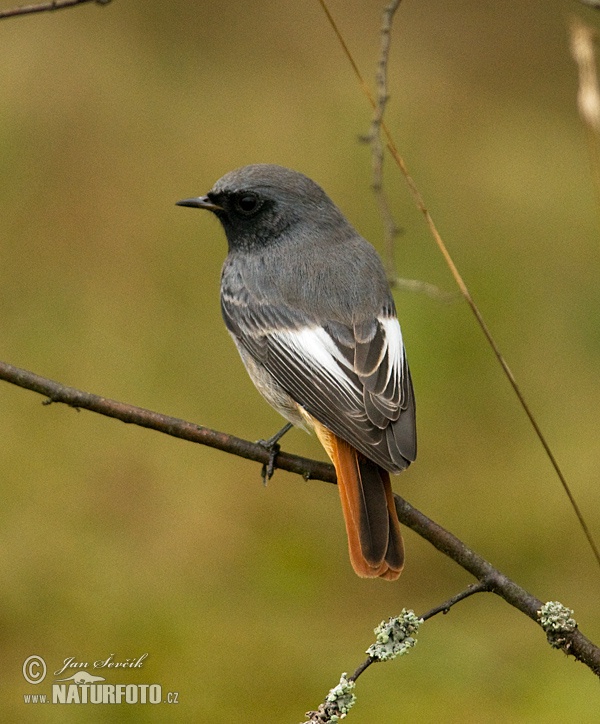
[0,358,599,676]
[0,360,334,483]
[0,0,110,21]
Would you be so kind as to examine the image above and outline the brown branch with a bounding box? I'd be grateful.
[1,358,599,676]
[394,497,600,676]
[0,360,334,483]
[0,0,110,20]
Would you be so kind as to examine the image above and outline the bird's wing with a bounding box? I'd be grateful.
[221,287,416,473]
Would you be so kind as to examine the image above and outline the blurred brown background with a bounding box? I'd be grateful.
[1,0,599,720]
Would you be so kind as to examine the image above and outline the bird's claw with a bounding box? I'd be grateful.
[258,441,280,485]
[256,422,293,485]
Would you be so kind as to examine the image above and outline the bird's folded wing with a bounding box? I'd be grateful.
[221,294,416,473]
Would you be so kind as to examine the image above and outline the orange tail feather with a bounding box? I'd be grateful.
[311,420,404,580]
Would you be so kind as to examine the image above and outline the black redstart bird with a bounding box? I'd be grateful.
[177,164,416,580]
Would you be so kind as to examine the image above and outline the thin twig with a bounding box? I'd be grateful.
[349,656,375,683]
[347,582,491,686]
[0,0,110,20]
[368,1,456,300]
[316,0,600,572]
[1,359,599,676]
[366,0,403,279]
[420,581,491,621]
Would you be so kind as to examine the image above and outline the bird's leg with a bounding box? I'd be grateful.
[257,422,293,484]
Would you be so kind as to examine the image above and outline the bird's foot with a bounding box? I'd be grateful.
[257,422,293,485]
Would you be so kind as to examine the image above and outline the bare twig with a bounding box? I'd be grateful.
[365,0,403,279]
[367,2,456,303]
[0,0,110,20]
[317,0,600,572]
[420,581,490,621]
[365,2,455,302]
[1,358,599,676]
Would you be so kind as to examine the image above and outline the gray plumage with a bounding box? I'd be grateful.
[179,164,416,474]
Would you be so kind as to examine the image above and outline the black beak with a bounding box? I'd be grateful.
[176,196,222,212]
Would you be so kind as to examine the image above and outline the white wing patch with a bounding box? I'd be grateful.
[380,316,405,405]
[381,317,404,367]
[275,327,357,396]
[273,317,404,409]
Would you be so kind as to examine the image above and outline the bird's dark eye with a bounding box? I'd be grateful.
[235,193,261,215]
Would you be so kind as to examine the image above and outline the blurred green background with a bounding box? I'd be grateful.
[1,0,599,720]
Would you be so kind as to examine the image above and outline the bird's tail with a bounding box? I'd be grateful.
[312,420,404,580]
